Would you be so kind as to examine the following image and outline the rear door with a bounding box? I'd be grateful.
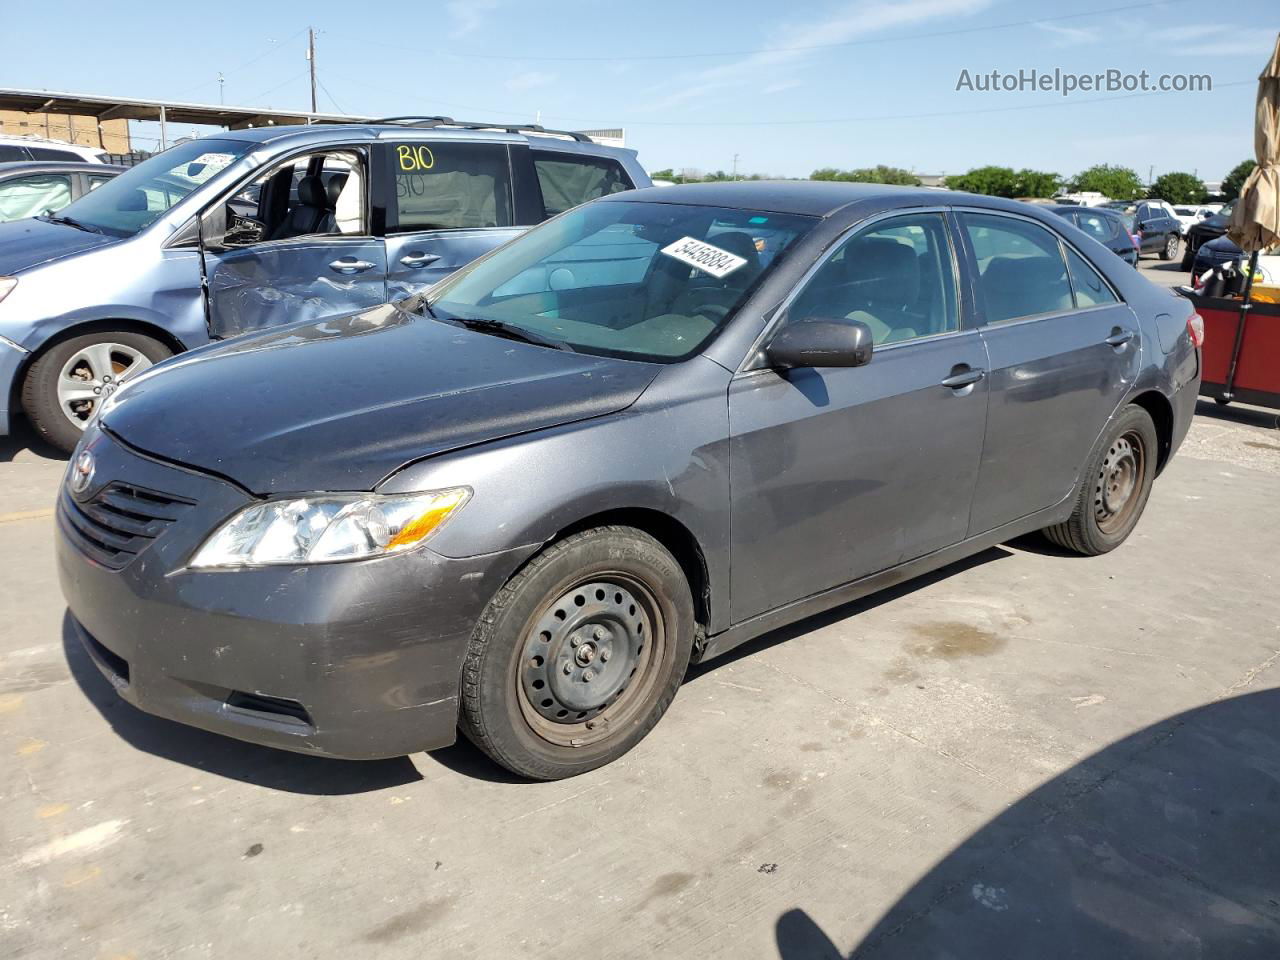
[380,139,523,299]
[959,210,1141,534]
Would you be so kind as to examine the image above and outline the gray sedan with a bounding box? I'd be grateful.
[57,182,1203,780]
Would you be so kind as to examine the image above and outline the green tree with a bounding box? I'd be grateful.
[1013,169,1061,198]
[1149,172,1208,204]
[1067,164,1145,200]
[945,166,1020,197]
[1222,160,1257,200]
[809,165,920,185]
[648,168,675,181]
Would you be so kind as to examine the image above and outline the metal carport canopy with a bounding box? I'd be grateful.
[0,87,370,134]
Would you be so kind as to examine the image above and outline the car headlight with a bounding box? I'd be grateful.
[189,488,470,568]
[0,277,16,305]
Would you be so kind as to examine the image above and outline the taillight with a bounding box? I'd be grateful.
[1187,312,1205,348]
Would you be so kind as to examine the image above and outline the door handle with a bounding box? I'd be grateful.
[328,258,376,274]
[1105,330,1135,347]
[941,367,986,389]
[399,251,441,269]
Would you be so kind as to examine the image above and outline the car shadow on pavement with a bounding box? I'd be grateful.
[61,613,424,795]
[1194,398,1280,432]
[774,686,1280,959]
[0,417,65,464]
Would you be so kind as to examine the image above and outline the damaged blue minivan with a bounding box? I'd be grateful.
[0,119,647,450]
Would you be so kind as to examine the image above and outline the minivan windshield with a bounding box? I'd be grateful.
[50,138,253,238]
[426,199,816,362]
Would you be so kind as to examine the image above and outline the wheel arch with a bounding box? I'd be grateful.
[1128,389,1175,473]
[13,318,188,412]
[547,508,712,640]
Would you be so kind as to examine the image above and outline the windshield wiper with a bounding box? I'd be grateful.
[42,214,103,235]
[447,316,574,352]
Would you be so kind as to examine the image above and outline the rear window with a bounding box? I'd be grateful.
[27,147,80,161]
[389,141,513,231]
[0,145,28,162]
[532,151,632,217]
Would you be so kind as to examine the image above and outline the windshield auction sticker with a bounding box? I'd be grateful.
[661,236,747,279]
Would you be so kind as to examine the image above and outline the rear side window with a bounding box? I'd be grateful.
[1076,212,1116,242]
[0,145,29,161]
[28,147,80,161]
[532,151,631,217]
[389,141,513,231]
[962,213,1072,324]
[1064,247,1118,308]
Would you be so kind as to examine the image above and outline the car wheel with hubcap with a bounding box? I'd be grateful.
[459,526,694,780]
[1042,404,1158,555]
[22,331,171,453]
[1160,233,1180,261]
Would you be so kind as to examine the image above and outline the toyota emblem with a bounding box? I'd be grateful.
[70,450,95,496]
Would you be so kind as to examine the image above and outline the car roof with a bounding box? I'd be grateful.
[604,180,1028,218]
[210,123,636,161]
[0,160,127,175]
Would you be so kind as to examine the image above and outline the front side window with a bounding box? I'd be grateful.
[228,150,366,245]
[1064,247,1118,308]
[389,141,513,231]
[533,151,631,217]
[0,174,73,222]
[427,200,816,362]
[53,138,253,237]
[963,213,1072,323]
[788,213,958,345]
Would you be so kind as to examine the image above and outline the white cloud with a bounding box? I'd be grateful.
[1035,22,1100,47]
[1150,22,1279,55]
[448,0,499,38]
[643,0,995,111]
[763,80,802,95]
[507,70,556,92]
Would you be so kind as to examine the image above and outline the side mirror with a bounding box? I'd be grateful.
[199,202,228,251]
[765,317,874,369]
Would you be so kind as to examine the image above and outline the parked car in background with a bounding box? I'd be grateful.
[0,119,648,451]
[1103,199,1182,261]
[1181,199,1236,270]
[1047,204,1139,266]
[58,182,1202,780]
[0,162,125,223]
[0,135,107,164]
[1172,205,1217,233]
[1188,234,1280,284]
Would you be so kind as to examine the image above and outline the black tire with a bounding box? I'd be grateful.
[459,526,695,780]
[1159,233,1180,261]
[21,330,171,453]
[1043,405,1158,556]
[1180,242,1195,271]
[1215,396,1231,406]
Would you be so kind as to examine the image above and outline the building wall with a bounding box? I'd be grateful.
[0,111,131,153]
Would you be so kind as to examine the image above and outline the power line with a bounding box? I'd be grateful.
[317,78,346,115]
[351,0,1193,63]
[244,69,310,106]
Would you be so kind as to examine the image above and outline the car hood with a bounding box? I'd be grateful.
[0,217,118,274]
[1201,235,1242,255]
[101,304,662,494]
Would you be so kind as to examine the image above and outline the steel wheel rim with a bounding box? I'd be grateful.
[1094,431,1144,534]
[517,572,666,748]
[56,342,152,430]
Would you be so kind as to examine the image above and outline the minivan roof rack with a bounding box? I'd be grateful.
[370,116,592,142]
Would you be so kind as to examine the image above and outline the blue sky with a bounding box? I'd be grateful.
[3,0,1275,183]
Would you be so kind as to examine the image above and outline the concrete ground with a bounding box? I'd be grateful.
[3,391,1279,957]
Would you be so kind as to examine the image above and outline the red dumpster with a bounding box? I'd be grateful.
[1181,288,1280,409]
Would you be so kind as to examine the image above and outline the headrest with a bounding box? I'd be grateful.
[842,237,920,307]
[710,232,761,281]
[325,173,349,207]
[117,189,148,212]
[297,175,326,208]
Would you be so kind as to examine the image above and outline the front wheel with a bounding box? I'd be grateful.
[22,331,171,453]
[1042,405,1158,556]
[1181,243,1196,271]
[1160,233,1180,261]
[459,526,695,780]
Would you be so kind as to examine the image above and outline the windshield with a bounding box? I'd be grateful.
[53,138,253,238]
[426,200,817,362]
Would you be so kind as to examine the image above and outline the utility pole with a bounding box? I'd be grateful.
[218,72,225,105]
[307,28,317,117]
[732,153,739,180]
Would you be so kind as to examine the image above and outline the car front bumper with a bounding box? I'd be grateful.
[0,335,28,435]
[57,427,534,760]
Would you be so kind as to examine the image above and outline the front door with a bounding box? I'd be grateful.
[958,211,1142,533]
[728,212,990,623]
[203,147,388,339]
[381,140,524,300]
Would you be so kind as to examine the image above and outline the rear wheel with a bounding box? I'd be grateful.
[1180,242,1196,271]
[1160,233,1180,261]
[459,526,695,780]
[1042,405,1158,556]
[22,331,171,453]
